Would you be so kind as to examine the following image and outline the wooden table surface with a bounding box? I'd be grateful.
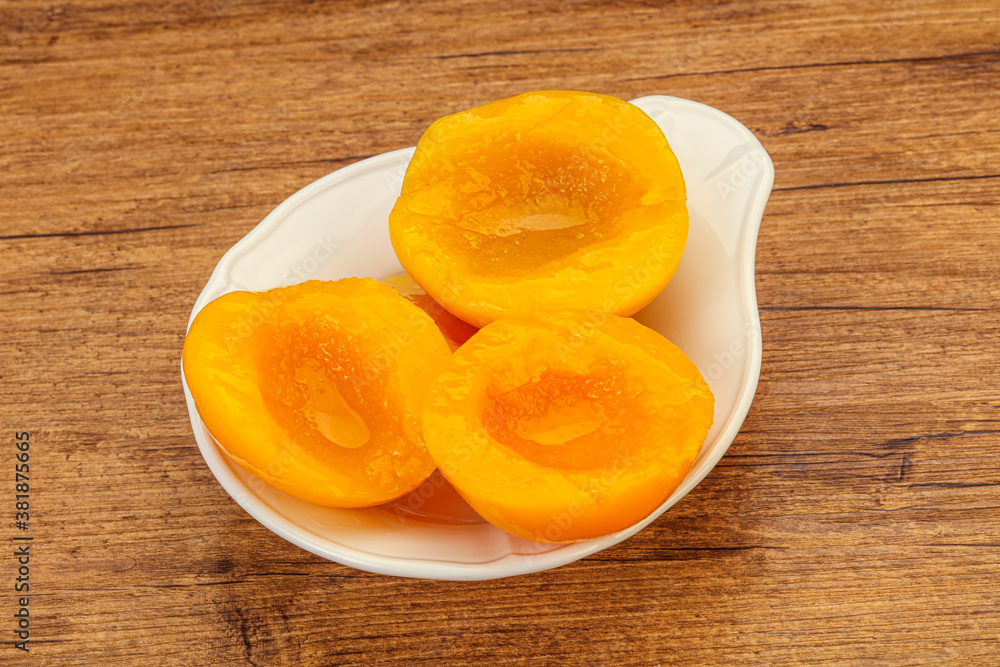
[2,1,999,664]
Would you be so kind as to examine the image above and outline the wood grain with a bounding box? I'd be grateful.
[1,0,999,664]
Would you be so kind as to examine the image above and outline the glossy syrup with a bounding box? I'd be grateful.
[378,470,487,526]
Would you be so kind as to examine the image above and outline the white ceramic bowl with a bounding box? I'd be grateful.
[182,95,774,580]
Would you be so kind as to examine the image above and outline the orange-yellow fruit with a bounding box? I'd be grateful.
[182,278,451,507]
[422,310,714,543]
[381,272,478,350]
[389,90,688,327]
